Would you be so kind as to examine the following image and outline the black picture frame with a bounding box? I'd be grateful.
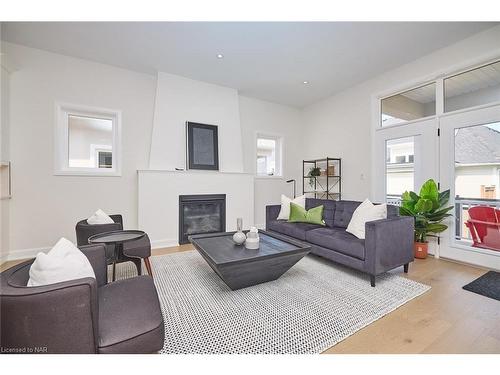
[186,121,219,170]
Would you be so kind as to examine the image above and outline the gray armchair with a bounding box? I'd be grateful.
[0,244,164,354]
[75,214,153,277]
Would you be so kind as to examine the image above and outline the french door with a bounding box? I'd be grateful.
[373,118,438,204]
[374,118,440,255]
[439,104,500,269]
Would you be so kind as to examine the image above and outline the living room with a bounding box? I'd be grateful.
[1,1,499,372]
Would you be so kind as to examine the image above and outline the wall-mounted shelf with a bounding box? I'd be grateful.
[302,157,341,200]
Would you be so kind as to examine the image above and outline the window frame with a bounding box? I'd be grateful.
[255,132,283,178]
[54,102,122,177]
[379,81,438,129]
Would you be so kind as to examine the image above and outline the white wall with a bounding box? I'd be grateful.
[149,72,243,172]
[239,96,303,226]
[302,25,500,202]
[0,64,10,261]
[3,42,157,259]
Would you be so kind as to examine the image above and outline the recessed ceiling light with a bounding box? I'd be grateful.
[302,80,309,84]
[216,53,224,59]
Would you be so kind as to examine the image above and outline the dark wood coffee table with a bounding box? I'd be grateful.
[189,230,311,290]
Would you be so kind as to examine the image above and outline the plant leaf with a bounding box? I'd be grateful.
[419,179,439,210]
[438,189,450,206]
[419,179,439,201]
[415,198,433,213]
[401,191,417,211]
[426,223,448,233]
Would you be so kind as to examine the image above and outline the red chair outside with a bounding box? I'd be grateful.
[465,206,500,251]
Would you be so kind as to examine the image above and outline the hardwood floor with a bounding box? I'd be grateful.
[2,245,499,354]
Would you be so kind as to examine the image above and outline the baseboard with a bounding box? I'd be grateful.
[151,239,179,249]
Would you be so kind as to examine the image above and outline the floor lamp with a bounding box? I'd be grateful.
[286,179,296,198]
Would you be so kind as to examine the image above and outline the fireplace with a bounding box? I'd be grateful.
[179,194,226,244]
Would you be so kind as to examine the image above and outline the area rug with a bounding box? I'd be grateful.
[463,271,500,301]
[114,251,430,354]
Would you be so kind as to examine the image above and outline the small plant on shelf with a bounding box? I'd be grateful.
[399,179,454,259]
[307,167,321,187]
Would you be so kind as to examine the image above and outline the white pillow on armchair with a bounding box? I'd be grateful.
[87,209,114,225]
[28,237,96,287]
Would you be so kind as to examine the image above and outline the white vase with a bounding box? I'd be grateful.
[232,218,246,245]
[245,226,260,249]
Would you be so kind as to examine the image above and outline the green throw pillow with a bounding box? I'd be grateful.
[288,203,325,225]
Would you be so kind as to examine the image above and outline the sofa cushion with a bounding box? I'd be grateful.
[346,199,387,239]
[306,227,366,260]
[332,200,361,228]
[267,220,323,241]
[277,194,306,220]
[98,275,164,353]
[305,198,335,227]
[288,203,325,226]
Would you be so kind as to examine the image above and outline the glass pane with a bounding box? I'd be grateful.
[68,115,113,169]
[386,137,415,204]
[445,60,500,113]
[257,138,276,176]
[381,83,436,127]
[454,122,500,251]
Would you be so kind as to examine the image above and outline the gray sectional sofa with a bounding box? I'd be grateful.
[266,198,414,286]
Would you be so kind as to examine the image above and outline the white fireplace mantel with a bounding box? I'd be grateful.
[138,169,255,248]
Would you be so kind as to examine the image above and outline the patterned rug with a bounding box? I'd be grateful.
[114,251,430,354]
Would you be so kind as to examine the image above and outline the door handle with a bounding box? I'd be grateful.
[1,161,12,199]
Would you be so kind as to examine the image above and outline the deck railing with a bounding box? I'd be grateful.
[386,194,402,206]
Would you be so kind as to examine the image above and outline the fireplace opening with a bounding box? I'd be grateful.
[179,194,226,244]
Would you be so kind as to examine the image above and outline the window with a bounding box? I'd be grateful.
[444,60,500,113]
[256,134,282,176]
[55,103,121,176]
[454,122,500,250]
[385,137,415,202]
[98,151,113,168]
[381,83,436,127]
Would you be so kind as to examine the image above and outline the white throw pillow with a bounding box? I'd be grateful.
[87,209,114,225]
[28,237,96,287]
[277,194,306,220]
[346,199,387,239]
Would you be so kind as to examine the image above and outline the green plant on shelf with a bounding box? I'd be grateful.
[307,167,321,187]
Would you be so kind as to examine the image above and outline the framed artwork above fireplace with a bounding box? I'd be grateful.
[186,121,219,170]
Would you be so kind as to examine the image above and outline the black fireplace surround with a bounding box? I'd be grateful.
[179,194,226,244]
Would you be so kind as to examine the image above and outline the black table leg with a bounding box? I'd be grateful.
[112,243,124,282]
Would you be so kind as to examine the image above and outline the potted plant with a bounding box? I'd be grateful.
[307,167,321,187]
[399,179,454,259]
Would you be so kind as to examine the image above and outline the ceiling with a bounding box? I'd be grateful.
[1,22,498,107]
